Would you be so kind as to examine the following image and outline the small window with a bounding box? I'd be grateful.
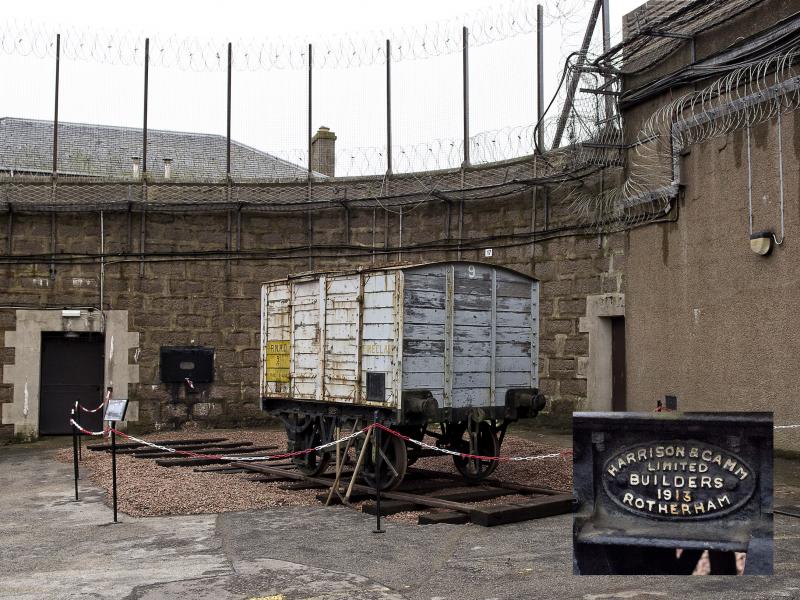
[366,372,386,402]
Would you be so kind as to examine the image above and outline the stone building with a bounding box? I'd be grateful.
[0,117,314,179]
[0,0,798,453]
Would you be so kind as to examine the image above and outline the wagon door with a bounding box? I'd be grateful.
[323,275,360,403]
[494,269,539,405]
[401,265,447,409]
[360,271,400,407]
[451,263,494,408]
[291,278,322,400]
[262,282,292,398]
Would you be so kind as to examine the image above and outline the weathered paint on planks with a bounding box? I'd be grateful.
[260,263,539,416]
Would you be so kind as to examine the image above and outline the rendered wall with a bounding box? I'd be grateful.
[621,0,800,451]
[625,113,800,452]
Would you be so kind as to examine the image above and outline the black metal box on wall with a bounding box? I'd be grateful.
[159,346,214,383]
[573,412,773,575]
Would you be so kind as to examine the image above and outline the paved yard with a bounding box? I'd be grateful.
[1,442,799,600]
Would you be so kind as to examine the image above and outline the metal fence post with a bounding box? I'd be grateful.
[462,26,470,168]
[226,42,233,275]
[601,0,613,122]
[534,4,545,239]
[551,0,602,149]
[52,33,60,176]
[140,37,150,278]
[536,5,544,153]
[386,39,392,175]
[307,43,313,180]
[50,33,60,280]
[142,38,149,176]
[307,43,313,270]
[226,42,232,180]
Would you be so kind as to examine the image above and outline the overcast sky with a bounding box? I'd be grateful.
[1,0,647,174]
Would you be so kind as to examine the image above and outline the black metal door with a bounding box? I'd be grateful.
[39,332,104,435]
[611,317,626,412]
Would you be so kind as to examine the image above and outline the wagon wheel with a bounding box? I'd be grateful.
[452,420,500,481]
[357,429,408,491]
[287,416,331,476]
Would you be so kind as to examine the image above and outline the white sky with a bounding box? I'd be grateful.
[3,1,646,39]
[1,0,648,173]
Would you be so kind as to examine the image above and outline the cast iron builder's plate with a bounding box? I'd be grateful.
[601,439,757,521]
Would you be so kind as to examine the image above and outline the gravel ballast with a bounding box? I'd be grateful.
[55,427,572,519]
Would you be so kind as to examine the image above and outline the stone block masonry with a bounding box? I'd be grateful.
[0,185,620,436]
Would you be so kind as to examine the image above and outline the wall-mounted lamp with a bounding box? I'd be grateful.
[61,309,81,318]
[750,231,773,256]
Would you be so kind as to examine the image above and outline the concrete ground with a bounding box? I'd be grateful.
[1,441,799,600]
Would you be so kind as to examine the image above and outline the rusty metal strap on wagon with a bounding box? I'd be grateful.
[572,412,773,575]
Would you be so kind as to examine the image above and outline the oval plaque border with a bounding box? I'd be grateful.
[600,439,758,521]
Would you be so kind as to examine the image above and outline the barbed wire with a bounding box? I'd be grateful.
[281,122,556,177]
[3,0,784,241]
[0,1,592,71]
[567,42,800,232]
[0,116,571,181]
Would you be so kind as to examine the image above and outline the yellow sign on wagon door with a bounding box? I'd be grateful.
[266,340,290,383]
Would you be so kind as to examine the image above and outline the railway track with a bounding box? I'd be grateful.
[87,436,573,526]
[230,461,573,526]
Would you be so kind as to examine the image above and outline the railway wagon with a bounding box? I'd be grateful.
[260,261,545,489]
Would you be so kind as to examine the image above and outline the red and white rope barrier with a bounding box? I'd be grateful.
[373,423,572,462]
[71,415,797,464]
[76,389,112,414]
[70,419,105,436]
[68,418,572,463]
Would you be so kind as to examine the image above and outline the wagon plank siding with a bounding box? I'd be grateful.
[403,264,447,402]
[403,339,446,355]
[360,271,399,407]
[453,387,491,407]
[324,274,360,403]
[261,262,539,420]
[290,280,320,400]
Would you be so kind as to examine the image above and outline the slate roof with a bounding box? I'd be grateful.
[0,117,311,180]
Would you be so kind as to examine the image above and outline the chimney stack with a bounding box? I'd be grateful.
[310,126,336,177]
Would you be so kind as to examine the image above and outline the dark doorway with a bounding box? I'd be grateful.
[610,317,626,411]
[39,332,104,435]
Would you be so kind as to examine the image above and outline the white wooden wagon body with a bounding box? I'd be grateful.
[259,261,545,487]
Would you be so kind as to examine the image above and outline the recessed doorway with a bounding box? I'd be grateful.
[39,332,105,435]
[610,316,626,411]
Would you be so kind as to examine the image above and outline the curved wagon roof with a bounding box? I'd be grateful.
[263,260,539,285]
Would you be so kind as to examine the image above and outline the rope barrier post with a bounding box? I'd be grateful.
[373,413,385,534]
[75,400,83,461]
[111,420,119,523]
[71,409,79,501]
